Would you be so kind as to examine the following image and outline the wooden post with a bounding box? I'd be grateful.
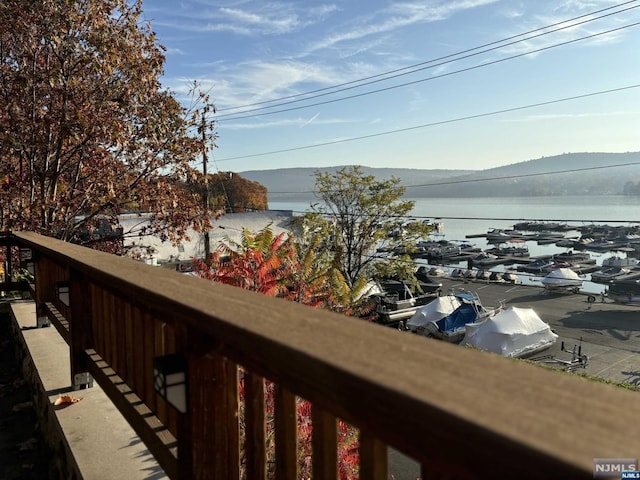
[178,337,239,479]
[312,407,337,480]
[69,269,94,387]
[359,430,387,480]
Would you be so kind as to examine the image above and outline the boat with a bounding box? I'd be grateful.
[541,268,583,293]
[414,240,461,259]
[489,271,505,283]
[475,269,491,281]
[534,231,566,244]
[485,241,529,257]
[590,266,630,284]
[501,271,519,283]
[485,228,514,243]
[584,238,616,252]
[405,294,463,335]
[451,268,465,278]
[470,252,502,267]
[428,266,446,277]
[460,306,558,358]
[372,271,443,325]
[601,256,639,268]
[512,221,570,232]
[517,258,554,274]
[464,269,476,279]
[407,291,499,343]
[607,278,640,305]
[552,250,594,264]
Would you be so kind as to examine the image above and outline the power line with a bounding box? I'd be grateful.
[403,161,640,189]
[214,83,640,163]
[216,0,639,115]
[215,15,640,121]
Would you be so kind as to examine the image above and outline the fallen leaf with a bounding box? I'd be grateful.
[54,395,81,406]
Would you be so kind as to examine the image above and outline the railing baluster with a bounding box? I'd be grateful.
[69,269,93,386]
[312,406,337,480]
[359,430,387,480]
[181,343,239,479]
[274,385,297,479]
[244,371,266,480]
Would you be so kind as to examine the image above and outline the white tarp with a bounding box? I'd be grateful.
[461,306,557,358]
[541,267,582,286]
[406,295,461,331]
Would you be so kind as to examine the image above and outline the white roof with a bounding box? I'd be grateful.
[119,210,294,263]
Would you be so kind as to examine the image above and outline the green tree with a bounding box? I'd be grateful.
[293,165,434,290]
[0,0,212,250]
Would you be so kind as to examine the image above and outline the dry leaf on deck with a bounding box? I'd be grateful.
[54,395,81,406]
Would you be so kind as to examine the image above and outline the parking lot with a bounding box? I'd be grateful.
[436,277,640,385]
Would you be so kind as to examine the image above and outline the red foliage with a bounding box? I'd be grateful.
[194,228,360,477]
[238,374,359,479]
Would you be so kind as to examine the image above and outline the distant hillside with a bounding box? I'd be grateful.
[240,152,640,201]
[240,166,474,201]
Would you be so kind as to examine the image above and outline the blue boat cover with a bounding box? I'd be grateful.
[435,302,479,333]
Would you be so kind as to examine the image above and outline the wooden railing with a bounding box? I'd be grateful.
[2,230,640,479]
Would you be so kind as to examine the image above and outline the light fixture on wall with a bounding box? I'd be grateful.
[55,281,70,307]
[153,353,188,413]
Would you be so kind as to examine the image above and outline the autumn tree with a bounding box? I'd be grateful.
[0,0,213,251]
[187,172,268,213]
[293,165,434,290]
[191,226,371,315]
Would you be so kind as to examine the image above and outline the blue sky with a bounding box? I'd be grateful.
[144,0,640,172]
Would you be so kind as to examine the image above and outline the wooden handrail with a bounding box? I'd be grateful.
[8,230,640,478]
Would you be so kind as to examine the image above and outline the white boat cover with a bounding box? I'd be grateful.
[460,306,557,358]
[406,295,461,331]
[541,267,582,286]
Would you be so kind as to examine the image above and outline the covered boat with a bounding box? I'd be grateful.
[461,306,558,358]
[407,292,497,343]
[541,267,583,292]
[405,295,462,334]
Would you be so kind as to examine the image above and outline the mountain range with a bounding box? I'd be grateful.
[240,152,640,201]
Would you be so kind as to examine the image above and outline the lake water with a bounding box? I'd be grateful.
[270,195,640,294]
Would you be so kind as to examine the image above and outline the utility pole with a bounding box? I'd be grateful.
[201,114,211,262]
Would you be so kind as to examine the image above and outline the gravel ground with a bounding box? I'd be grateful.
[0,309,52,479]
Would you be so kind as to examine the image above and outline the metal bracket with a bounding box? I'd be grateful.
[36,316,50,328]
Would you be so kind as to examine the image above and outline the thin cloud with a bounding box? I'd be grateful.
[219,115,351,130]
[218,6,300,35]
[304,0,498,54]
[497,2,635,57]
[183,60,348,108]
[155,2,338,37]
